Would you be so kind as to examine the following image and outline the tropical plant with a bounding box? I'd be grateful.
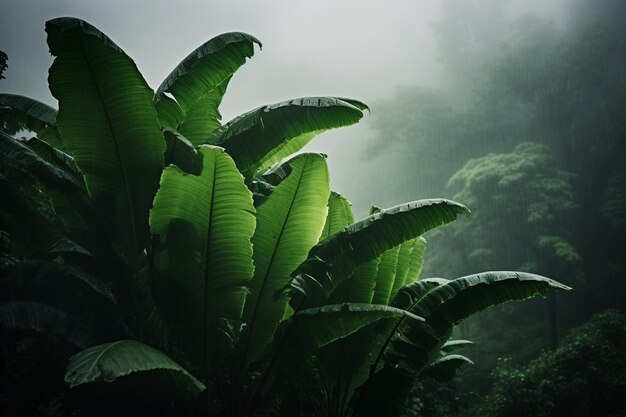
[0,17,570,417]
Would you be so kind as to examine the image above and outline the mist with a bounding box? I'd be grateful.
[1,0,569,215]
[1,1,625,416]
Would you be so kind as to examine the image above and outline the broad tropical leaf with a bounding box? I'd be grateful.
[0,130,83,192]
[46,17,165,263]
[154,32,261,142]
[0,93,61,148]
[404,236,427,286]
[65,340,205,398]
[290,200,468,307]
[328,258,381,305]
[385,271,571,373]
[150,145,256,375]
[441,339,473,353]
[242,153,330,365]
[420,354,474,382]
[276,303,421,379]
[355,273,569,417]
[7,259,115,304]
[315,303,424,416]
[163,129,203,175]
[24,137,81,180]
[388,239,418,301]
[290,303,420,350]
[319,191,354,242]
[0,177,91,259]
[207,97,368,177]
[0,301,96,348]
[371,246,401,305]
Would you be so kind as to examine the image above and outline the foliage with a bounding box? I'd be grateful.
[444,142,579,275]
[0,17,569,417]
[481,310,626,417]
[0,50,7,80]
[362,3,626,415]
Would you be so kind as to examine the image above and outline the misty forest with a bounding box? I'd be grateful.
[0,1,624,416]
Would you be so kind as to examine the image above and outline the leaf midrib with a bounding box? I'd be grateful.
[78,36,139,259]
[244,155,310,363]
[203,149,219,378]
[82,339,125,383]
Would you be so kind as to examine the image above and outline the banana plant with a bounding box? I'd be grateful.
[0,17,570,417]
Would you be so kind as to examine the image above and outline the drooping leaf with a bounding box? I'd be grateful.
[242,153,330,365]
[315,304,424,416]
[46,17,165,263]
[24,137,81,180]
[0,93,62,148]
[355,273,569,417]
[65,339,205,398]
[0,301,96,348]
[150,145,256,375]
[0,130,83,192]
[385,272,571,373]
[0,177,91,259]
[155,32,261,141]
[162,129,203,175]
[6,259,115,304]
[207,97,368,178]
[420,354,474,382]
[3,134,97,239]
[290,200,468,307]
[441,339,474,353]
[276,303,421,379]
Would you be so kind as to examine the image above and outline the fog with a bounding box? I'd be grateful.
[2,1,626,415]
[1,0,568,216]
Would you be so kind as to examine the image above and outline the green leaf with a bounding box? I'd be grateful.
[24,137,81,180]
[0,131,83,192]
[441,339,474,353]
[0,93,62,148]
[162,129,203,175]
[277,303,420,379]
[328,258,381,305]
[64,339,205,397]
[207,97,368,177]
[242,153,330,365]
[0,301,96,348]
[388,239,418,302]
[420,354,474,382]
[290,200,468,307]
[155,32,261,141]
[0,177,91,259]
[150,145,256,375]
[319,191,354,242]
[315,305,424,416]
[46,17,165,263]
[404,237,427,286]
[372,246,401,305]
[386,271,571,373]
[290,303,418,350]
[176,78,229,144]
[8,259,116,304]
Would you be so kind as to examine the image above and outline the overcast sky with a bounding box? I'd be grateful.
[0,0,568,214]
